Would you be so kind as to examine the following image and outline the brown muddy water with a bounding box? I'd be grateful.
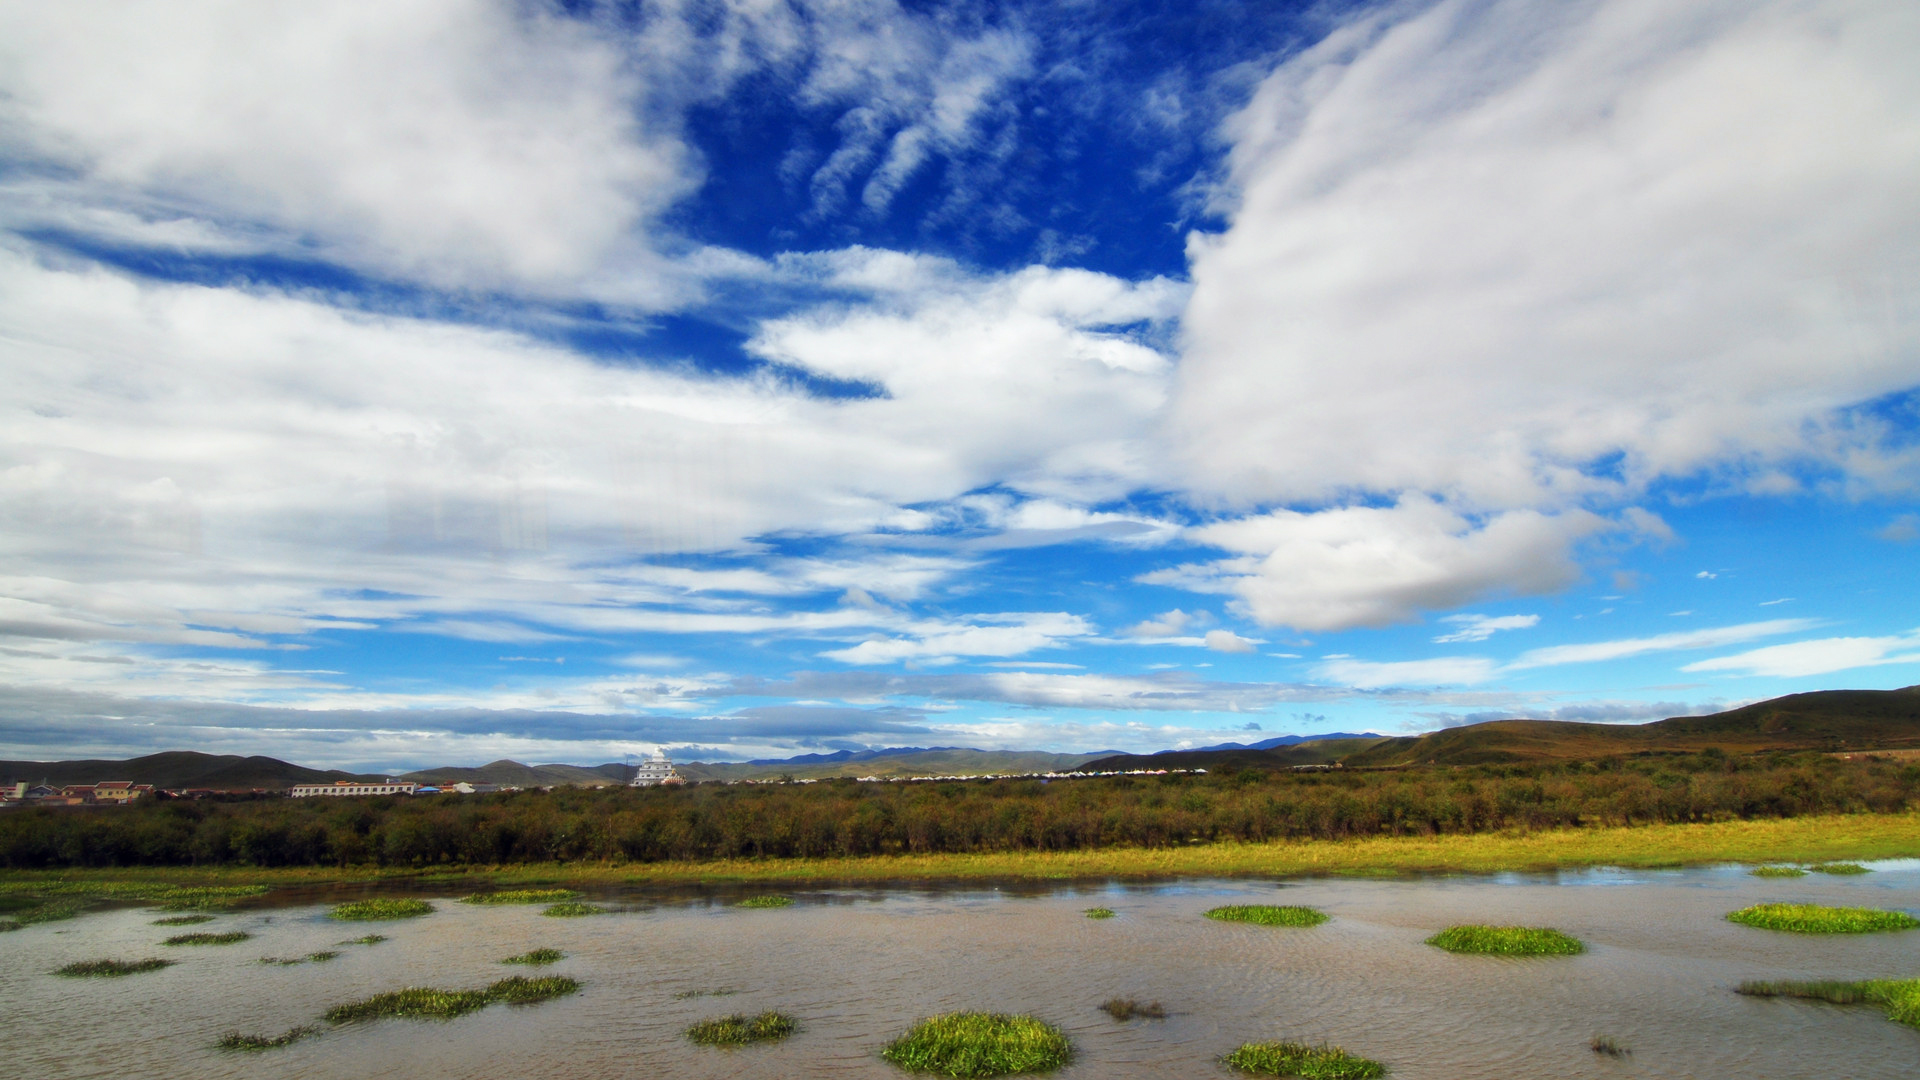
[3,862,1917,1078]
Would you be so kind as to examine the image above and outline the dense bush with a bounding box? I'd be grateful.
[0,751,1913,869]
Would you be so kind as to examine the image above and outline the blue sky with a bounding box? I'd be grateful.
[1,0,1917,771]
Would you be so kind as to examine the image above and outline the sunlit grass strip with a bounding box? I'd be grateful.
[460,888,581,904]
[328,898,433,921]
[541,901,604,917]
[736,895,794,908]
[881,1012,1071,1077]
[0,881,269,911]
[1205,905,1329,928]
[1810,862,1871,875]
[163,931,251,946]
[1426,926,1584,955]
[217,1026,318,1051]
[685,1011,799,1046]
[502,948,565,965]
[1083,907,1116,919]
[1726,903,1920,934]
[1222,1041,1385,1079]
[55,957,175,977]
[153,914,217,926]
[1738,979,1920,1029]
[1750,866,1808,877]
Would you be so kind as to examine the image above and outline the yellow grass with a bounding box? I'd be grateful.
[2,812,1915,890]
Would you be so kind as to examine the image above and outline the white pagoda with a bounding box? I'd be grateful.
[629,750,682,787]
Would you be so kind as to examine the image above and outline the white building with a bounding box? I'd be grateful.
[288,780,419,797]
[629,751,681,787]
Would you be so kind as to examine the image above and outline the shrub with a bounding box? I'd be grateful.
[1426,926,1585,955]
[1222,1041,1385,1078]
[55,957,174,977]
[881,1013,1071,1077]
[685,1011,799,1046]
[1727,903,1919,933]
[328,898,433,921]
[1205,905,1329,928]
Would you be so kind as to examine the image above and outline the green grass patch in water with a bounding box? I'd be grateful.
[260,951,339,965]
[1810,862,1871,875]
[736,895,794,908]
[881,1012,1071,1077]
[328,898,433,921]
[324,975,579,1023]
[541,901,604,917]
[1205,905,1329,928]
[217,1026,318,1051]
[163,931,251,946]
[1738,978,1920,1029]
[1750,865,1808,878]
[685,1011,799,1046]
[1726,903,1919,934]
[55,957,175,977]
[674,987,740,999]
[502,947,565,965]
[1083,907,1116,919]
[460,888,581,904]
[340,934,387,945]
[1099,999,1165,1021]
[1425,925,1584,955]
[152,914,216,926]
[1222,1042,1384,1078]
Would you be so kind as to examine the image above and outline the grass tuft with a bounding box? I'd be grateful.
[340,934,387,945]
[502,947,565,966]
[325,987,493,1022]
[55,957,174,977]
[153,914,217,926]
[674,987,740,999]
[685,1011,799,1046]
[1205,905,1329,928]
[736,895,794,908]
[1425,925,1584,956]
[1222,1041,1385,1078]
[1750,865,1807,878]
[541,901,604,917]
[1726,903,1919,934]
[217,1026,318,1051]
[881,1012,1071,1077]
[486,974,581,1004]
[1810,862,1871,875]
[163,931,251,946]
[460,888,581,905]
[259,951,340,966]
[1083,907,1116,919]
[1739,978,1920,1029]
[328,898,433,921]
[1590,1035,1629,1057]
[1099,998,1165,1021]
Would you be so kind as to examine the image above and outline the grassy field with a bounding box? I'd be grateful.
[0,812,1913,890]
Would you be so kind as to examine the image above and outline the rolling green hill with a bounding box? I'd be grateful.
[0,751,377,790]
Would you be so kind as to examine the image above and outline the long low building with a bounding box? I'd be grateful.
[288,780,419,797]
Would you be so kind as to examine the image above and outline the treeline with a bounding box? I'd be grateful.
[1,751,1914,869]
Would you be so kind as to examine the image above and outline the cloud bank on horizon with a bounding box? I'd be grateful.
[0,0,1916,770]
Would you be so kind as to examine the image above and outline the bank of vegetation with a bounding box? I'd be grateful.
[1,751,1913,871]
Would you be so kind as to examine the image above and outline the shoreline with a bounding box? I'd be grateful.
[3,812,1916,891]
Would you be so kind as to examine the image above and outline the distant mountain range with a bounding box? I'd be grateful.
[7,688,1915,789]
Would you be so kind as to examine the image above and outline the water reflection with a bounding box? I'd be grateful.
[2,862,1916,1079]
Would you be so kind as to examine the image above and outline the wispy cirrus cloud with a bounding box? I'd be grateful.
[1683,630,1920,678]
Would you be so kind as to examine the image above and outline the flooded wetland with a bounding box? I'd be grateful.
[3,862,1917,1079]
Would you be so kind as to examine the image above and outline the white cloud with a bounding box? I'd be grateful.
[1124,608,1204,637]
[1203,629,1260,653]
[1170,0,1920,509]
[1682,630,1920,677]
[819,613,1093,664]
[1315,656,1499,690]
[1142,496,1609,631]
[1434,613,1540,644]
[1509,618,1817,669]
[0,0,695,291]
